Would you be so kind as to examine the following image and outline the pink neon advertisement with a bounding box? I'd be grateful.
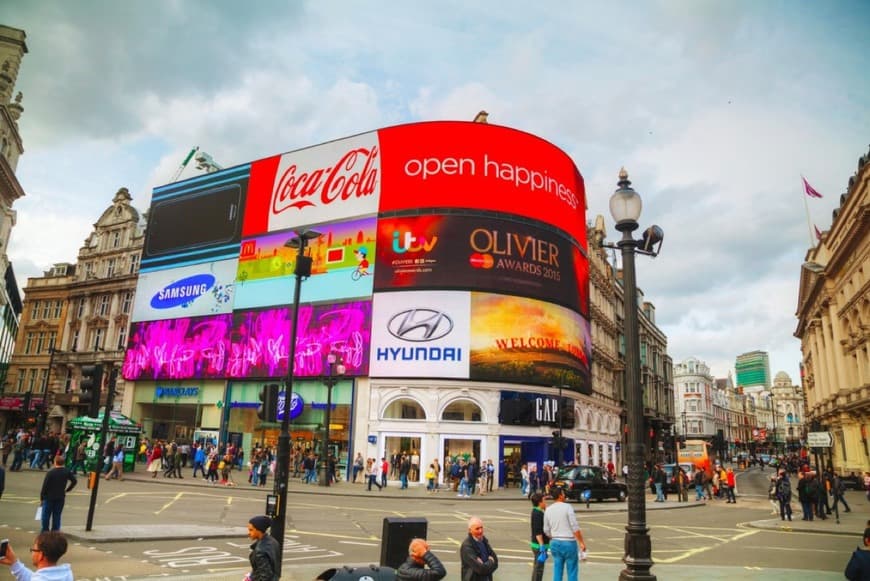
[122,301,372,380]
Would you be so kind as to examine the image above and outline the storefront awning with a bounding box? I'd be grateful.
[67,410,142,434]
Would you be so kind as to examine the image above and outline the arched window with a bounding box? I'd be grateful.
[383,398,426,420]
[441,399,482,422]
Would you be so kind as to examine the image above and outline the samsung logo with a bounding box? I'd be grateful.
[387,308,453,342]
[150,274,216,309]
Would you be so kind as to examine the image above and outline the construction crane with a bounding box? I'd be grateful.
[171,146,199,182]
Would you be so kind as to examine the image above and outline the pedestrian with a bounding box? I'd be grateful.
[529,493,550,581]
[693,468,705,501]
[521,463,530,496]
[40,455,77,532]
[845,526,870,581]
[486,460,495,493]
[192,444,206,479]
[426,464,436,493]
[399,454,411,489]
[245,515,280,581]
[433,459,442,492]
[831,472,852,513]
[396,538,447,581]
[812,472,828,520]
[366,458,382,491]
[0,463,5,500]
[724,467,737,503]
[776,470,793,522]
[381,457,390,488]
[104,445,124,481]
[460,516,498,581]
[767,475,779,515]
[677,466,688,502]
[146,443,163,478]
[653,464,666,502]
[543,486,587,581]
[352,452,364,483]
[0,531,73,580]
[797,471,814,521]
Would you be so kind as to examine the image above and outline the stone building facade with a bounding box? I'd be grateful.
[0,25,27,394]
[795,145,870,475]
[2,188,143,434]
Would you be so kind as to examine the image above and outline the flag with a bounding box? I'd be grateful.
[802,176,823,199]
[814,225,822,240]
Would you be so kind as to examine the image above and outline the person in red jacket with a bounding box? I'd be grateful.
[725,467,737,503]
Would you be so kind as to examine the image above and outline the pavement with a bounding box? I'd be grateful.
[25,465,865,580]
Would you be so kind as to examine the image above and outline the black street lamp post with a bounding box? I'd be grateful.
[604,168,663,581]
[271,229,319,576]
[320,352,345,487]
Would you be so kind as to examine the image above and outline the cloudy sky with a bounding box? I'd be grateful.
[4,1,869,382]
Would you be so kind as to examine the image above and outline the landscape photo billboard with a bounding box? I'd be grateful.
[469,292,591,393]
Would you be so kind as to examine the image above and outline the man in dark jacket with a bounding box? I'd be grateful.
[397,538,446,580]
[40,454,77,532]
[460,516,497,581]
[529,493,549,581]
[845,527,870,581]
[246,515,280,581]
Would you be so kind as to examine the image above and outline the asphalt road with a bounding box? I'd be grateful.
[0,465,863,580]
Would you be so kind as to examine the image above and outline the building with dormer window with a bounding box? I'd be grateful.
[1,188,143,434]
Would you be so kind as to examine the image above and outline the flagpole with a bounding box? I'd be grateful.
[801,175,815,247]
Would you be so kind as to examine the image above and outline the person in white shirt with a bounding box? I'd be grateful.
[543,486,586,581]
[0,531,74,581]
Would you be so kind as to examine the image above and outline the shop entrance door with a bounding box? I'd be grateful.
[384,435,422,481]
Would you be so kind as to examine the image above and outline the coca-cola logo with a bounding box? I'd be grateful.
[272,146,380,215]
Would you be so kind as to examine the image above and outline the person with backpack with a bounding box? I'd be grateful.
[829,469,851,513]
[775,471,793,521]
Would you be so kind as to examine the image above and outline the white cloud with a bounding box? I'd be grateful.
[4,0,869,385]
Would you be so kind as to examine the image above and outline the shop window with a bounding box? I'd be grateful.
[441,399,482,422]
[383,398,426,420]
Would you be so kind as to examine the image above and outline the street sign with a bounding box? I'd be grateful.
[807,431,833,447]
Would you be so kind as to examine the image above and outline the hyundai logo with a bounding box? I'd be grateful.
[387,309,453,342]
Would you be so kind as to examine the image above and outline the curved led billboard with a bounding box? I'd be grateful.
[128,121,590,391]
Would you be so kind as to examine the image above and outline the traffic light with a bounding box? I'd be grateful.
[258,383,280,422]
[80,364,104,418]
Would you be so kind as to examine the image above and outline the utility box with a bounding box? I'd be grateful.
[380,517,427,569]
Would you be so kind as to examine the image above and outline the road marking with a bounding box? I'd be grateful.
[154,492,184,515]
[287,529,379,541]
[655,525,730,542]
[105,492,129,504]
[338,540,380,547]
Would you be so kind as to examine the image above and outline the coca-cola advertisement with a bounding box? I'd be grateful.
[243,131,381,237]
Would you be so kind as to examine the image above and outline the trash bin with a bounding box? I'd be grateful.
[380,517,427,569]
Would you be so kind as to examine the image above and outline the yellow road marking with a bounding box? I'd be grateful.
[154,492,184,515]
[104,493,129,505]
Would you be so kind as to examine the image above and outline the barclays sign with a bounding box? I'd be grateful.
[156,387,199,398]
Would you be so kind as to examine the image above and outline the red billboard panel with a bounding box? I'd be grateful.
[377,122,587,248]
[374,214,588,315]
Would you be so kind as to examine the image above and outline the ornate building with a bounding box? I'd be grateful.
[674,356,716,441]
[795,145,870,475]
[587,215,624,467]
[3,188,143,434]
[0,25,27,395]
